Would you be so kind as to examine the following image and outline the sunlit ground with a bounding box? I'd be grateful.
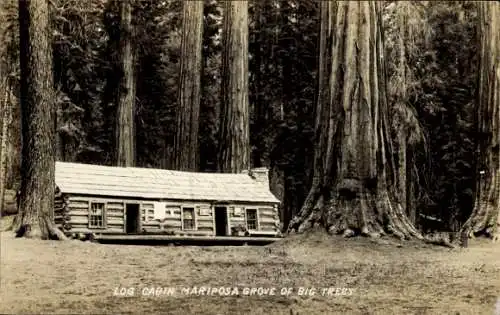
[1,215,499,315]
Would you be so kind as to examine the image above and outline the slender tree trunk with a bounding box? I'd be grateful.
[282,171,292,230]
[0,4,9,216]
[173,1,204,171]
[116,0,136,167]
[460,1,500,243]
[407,153,417,224]
[0,83,12,215]
[397,131,407,214]
[287,1,421,240]
[217,0,250,173]
[395,12,408,217]
[391,2,423,225]
[14,0,66,239]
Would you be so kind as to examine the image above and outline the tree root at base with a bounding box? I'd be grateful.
[14,216,67,240]
[457,208,499,247]
[423,233,457,249]
[287,186,423,241]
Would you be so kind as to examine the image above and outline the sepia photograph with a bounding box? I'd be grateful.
[0,0,499,314]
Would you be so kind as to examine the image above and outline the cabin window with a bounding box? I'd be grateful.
[182,207,195,230]
[246,208,258,230]
[89,202,106,228]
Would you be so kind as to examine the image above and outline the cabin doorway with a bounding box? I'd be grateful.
[214,206,228,236]
[125,204,141,234]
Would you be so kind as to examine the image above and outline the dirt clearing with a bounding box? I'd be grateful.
[1,218,499,314]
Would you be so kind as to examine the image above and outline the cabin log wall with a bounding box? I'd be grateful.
[227,204,279,234]
[141,202,214,236]
[58,194,279,236]
[65,196,125,233]
[54,190,69,231]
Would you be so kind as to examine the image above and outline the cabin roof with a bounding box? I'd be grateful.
[55,162,280,203]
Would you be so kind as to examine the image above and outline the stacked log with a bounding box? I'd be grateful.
[54,188,71,233]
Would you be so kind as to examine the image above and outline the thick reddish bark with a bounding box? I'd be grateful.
[217,1,250,173]
[173,1,204,171]
[460,2,500,243]
[15,0,66,239]
[116,0,136,167]
[287,1,421,240]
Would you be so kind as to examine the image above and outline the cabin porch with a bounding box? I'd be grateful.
[92,233,281,246]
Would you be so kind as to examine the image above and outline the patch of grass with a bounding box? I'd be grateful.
[0,214,14,231]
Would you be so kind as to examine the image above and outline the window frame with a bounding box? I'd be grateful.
[245,208,259,231]
[88,201,107,229]
[181,206,197,231]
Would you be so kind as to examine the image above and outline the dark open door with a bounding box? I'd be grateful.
[125,203,141,234]
[214,206,228,236]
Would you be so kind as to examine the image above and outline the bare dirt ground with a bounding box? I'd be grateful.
[1,215,499,315]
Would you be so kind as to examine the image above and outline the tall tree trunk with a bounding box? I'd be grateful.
[407,154,417,224]
[217,0,250,173]
[395,11,408,218]
[173,0,204,171]
[397,131,407,215]
[0,83,12,215]
[14,0,65,239]
[116,0,136,167]
[389,2,424,226]
[287,1,421,240]
[0,2,9,215]
[460,1,500,242]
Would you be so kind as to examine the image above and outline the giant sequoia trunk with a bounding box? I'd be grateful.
[172,1,204,171]
[461,2,500,241]
[115,0,136,167]
[14,0,65,239]
[217,0,250,173]
[288,1,421,239]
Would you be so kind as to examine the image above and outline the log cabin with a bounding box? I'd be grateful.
[54,162,281,240]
